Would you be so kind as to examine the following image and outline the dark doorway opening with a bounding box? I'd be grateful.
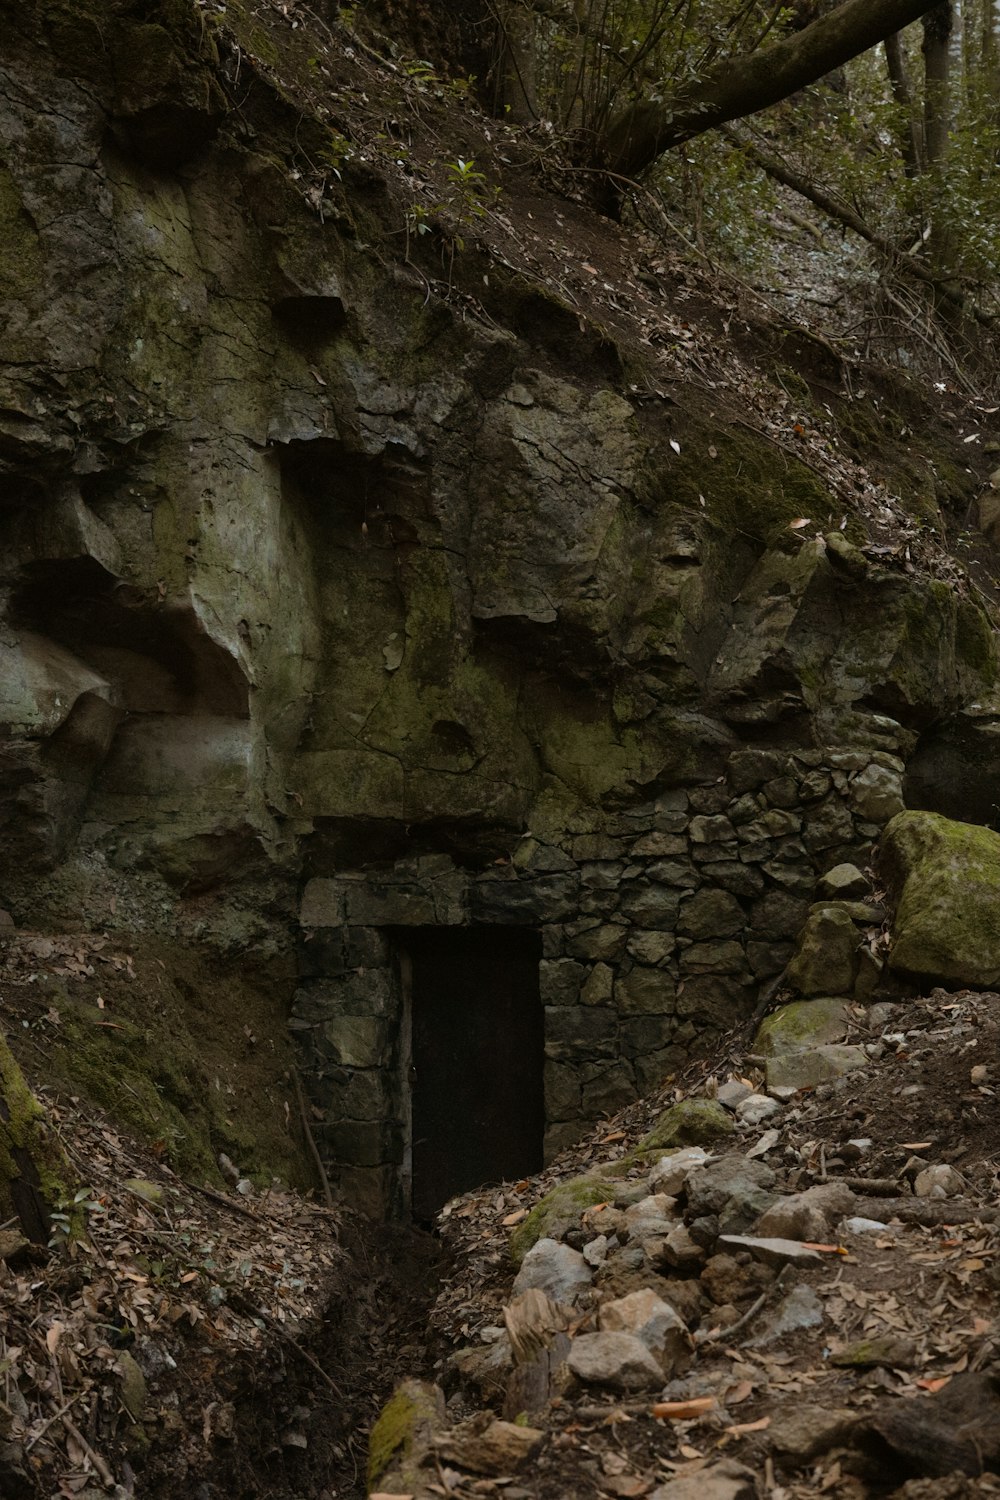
[401,927,544,1223]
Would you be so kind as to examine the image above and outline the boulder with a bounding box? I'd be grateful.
[817,863,870,900]
[718,1235,823,1269]
[650,1459,760,1499]
[638,1099,735,1154]
[882,811,1000,988]
[567,1331,664,1392]
[765,1044,867,1093]
[736,1093,781,1126]
[511,1239,592,1303]
[685,1156,778,1233]
[598,1289,694,1375]
[648,1147,713,1196]
[509,1175,618,1266]
[782,906,858,996]
[755,1183,855,1241]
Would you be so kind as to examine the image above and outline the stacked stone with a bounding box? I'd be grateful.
[293,748,904,1214]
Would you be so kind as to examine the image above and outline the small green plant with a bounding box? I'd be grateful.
[320,129,353,180]
[49,1185,104,1248]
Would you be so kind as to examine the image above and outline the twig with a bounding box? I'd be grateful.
[24,1389,87,1452]
[696,1267,787,1347]
[62,1413,114,1488]
[292,1067,335,1211]
[227,1290,344,1398]
[185,1180,264,1225]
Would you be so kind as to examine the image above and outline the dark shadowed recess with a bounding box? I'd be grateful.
[402,925,543,1223]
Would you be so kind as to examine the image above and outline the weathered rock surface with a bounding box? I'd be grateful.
[511,1239,592,1303]
[882,811,1000,988]
[567,1331,664,1391]
[598,1289,694,1375]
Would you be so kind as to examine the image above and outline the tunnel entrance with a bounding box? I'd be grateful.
[400,927,544,1223]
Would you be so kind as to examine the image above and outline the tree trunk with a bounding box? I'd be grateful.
[922,1,953,167]
[884,30,923,175]
[0,1031,75,1244]
[921,1,954,286]
[598,0,935,181]
[497,0,539,123]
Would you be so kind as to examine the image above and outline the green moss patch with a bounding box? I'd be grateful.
[636,1097,735,1155]
[3,937,308,1189]
[509,1175,618,1267]
[882,811,1000,990]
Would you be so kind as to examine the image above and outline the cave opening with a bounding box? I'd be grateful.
[398,926,544,1224]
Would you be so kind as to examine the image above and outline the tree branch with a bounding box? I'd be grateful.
[600,0,935,178]
[724,125,995,327]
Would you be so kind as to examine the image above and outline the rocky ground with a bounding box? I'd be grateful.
[366,982,1000,1500]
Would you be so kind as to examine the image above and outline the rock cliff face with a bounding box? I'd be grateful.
[2,0,998,1216]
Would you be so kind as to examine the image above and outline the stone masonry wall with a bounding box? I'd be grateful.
[293,746,904,1216]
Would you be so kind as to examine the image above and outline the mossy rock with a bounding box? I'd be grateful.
[782,907,858,998]
[636,1098,735,1156]
[755,998,850,1058]
[509,1174,618,1267]
[366,1379,445,1494]
[882,811,1000,988]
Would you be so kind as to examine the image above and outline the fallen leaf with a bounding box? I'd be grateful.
[788,517,811,529]
[800,1243,848,1255]
[916,1377,951,1392]
[502,1209,527,1226]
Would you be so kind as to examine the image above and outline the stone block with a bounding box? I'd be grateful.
[615,965,676,1013]
[762,775,799,808]
[679,941,748,976]
[544,1006,617,1060]
[336,1165,399,1218]
[320,1015,390,1068]
[323,1118,401,1167]
[626,930,675,965]
[848,765,904,825]
[579,1061,636,1116]
[470,876,578,918]
[618,886,682,929]
[580,861,624,889]
[580,962,615,1005]
[539,958,587,1006]
[301,877,348,927]
[783,906,858,997]
[544,1121,587,1161]
[336,1068,397,1121]
[746,941,792,978]
[678,888,744,939]
[689,815,736,844]
[634,1047,687,1094]
[296,928,347,978]
[803,797,855,852]
[346,883,437,926]
[727,749,788,794]
[300,969,398,1019]
[618,1015,674,1059]
[817,863,870,901]
[566,923,629,960]
[544,1060,583,1118]
[630,832,687,857]
[674,974,751,1028]
[687,784,731,815]
[696,861,765,898]
[751,890,810,940]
